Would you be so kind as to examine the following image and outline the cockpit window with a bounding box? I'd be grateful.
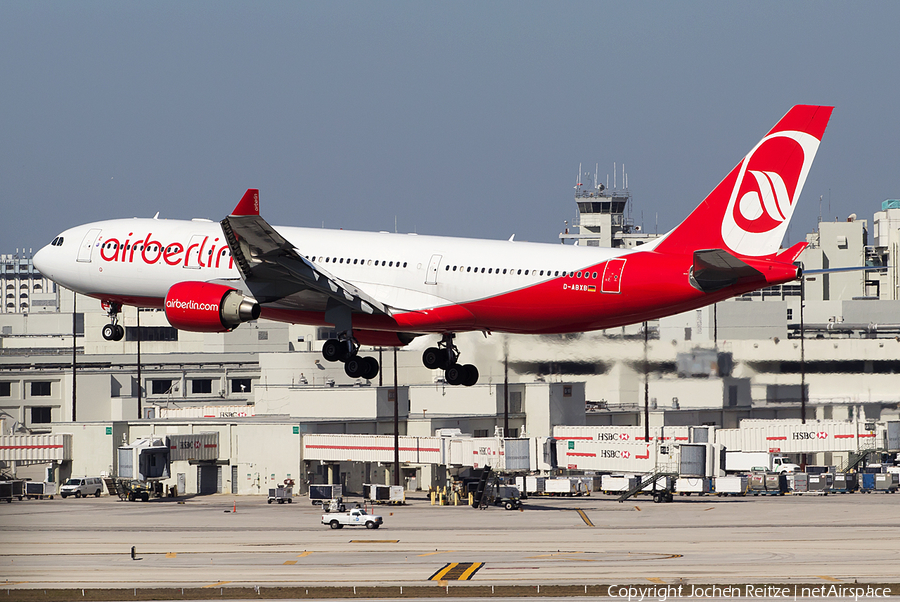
[50,237,65,247]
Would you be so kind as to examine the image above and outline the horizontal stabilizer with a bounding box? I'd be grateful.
[803,265,889,275]
[690,248,764,292]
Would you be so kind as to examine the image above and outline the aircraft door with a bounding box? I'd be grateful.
[601,258,626,293]
[425,254,442,285]
[183,234,206,269]
[76,228,102,263]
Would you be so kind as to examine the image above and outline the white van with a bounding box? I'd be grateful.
[60,477,103,498]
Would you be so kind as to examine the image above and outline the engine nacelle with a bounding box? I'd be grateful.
[164,282,260,333]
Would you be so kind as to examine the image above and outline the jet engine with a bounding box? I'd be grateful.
[164,282,260,332]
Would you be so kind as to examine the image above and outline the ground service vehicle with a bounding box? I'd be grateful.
[322,508,383,529]
[60,477,103,498]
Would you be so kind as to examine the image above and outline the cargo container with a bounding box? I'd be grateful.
[0,434,72,462]
[714,475,748,496]
[24,481,57,500]
[875,473,898,493]
[601,475,640,494]
[675,477,711,495]
[514,475,546,497]
[309,484,343,505]
[0,480,25,502]
[167,433,219,462]
[860,473,876,492]
[363,484,404,504]
[545,477,579,496]
[808,473,833,493]
[832,473,858,493]
[787,472,808,493]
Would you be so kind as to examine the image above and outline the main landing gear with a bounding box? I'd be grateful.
[322,335,380,380]
[423,334,478,386]
[101,301,125,341]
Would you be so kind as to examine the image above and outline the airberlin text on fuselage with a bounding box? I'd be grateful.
[97,233,234,270]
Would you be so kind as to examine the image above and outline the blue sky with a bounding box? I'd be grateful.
[2,2,898,252]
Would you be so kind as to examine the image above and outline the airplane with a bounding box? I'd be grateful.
[34,105,833,386]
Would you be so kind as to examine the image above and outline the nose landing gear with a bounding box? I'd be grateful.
[422,334,478,386]
[101,301,125,341]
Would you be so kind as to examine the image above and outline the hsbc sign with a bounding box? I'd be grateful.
[793,431,828,440]
[600,449,631,459]
[597,433,631,442]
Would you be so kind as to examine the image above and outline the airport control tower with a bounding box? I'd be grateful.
[559,165,655,248]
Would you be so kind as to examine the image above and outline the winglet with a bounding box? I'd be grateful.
[232,189,260,216]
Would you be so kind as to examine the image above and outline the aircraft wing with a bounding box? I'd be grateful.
[219,190,390,323]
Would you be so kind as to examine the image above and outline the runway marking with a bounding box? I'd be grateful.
[165,552,177,558]
[283,560,297,565]
[575,508,594,527]
[429,562,483,581]
[526,552,584,558]
[648,578,666,583]
[296,551,315,558]
[201,581,231,588]
[818,576,843,582]
[418,550,456,556]
[634,506,641,511]
[349,540,399,543]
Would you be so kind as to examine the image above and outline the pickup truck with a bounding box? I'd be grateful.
[321,507,383,529]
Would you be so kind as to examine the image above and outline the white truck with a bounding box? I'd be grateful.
[725,451,800,474]
[321,507,383,529]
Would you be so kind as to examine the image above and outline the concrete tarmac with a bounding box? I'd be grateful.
[1,491,899,592]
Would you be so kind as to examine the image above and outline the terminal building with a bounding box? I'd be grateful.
[2,191,899,496]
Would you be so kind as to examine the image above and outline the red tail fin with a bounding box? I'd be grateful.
[654,105,833,258]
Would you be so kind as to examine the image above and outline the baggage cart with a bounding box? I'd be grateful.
[25,481,57,500]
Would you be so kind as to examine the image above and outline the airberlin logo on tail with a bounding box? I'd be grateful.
[721,130,821,257]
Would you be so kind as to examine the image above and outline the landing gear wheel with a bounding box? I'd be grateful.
[322,339,344,363]
[423,347,448,370]
[445,364,465,386]
[345,357,366,378]
[462,364,479,387]
[362,356,380,380]
[102,324,125,341]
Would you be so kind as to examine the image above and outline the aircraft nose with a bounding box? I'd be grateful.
[33,245,52,278]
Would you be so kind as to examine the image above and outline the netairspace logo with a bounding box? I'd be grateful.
[606,584,892,601]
